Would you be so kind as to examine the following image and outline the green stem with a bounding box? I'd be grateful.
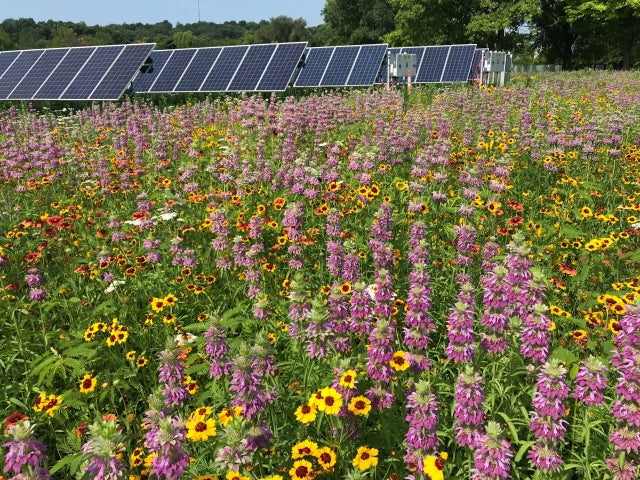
[583,406,591,480]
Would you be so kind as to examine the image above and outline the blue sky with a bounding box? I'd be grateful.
[1,0,326,27]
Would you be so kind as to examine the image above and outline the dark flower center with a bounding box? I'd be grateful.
[195,421,207,432]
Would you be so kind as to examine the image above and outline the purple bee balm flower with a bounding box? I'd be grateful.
[81,417,126,480]
[204,322,231,378]
[608,303,640,468]
[158,348,188,408]
[25,268,42,286]
[446,282,476,363]
[454,366,485,449]
[29,287,47,302]
[366,315,395,384]
[573,356,607,406]
[405,380,439,471]
[471,421,513,479]
[527,443,563,473]
[520,303,552,364]
[150,417,189,480]
[3,420,50,478]
[606,455,638,480]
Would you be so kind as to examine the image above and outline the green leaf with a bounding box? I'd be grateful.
[50,453,81,475]
[551,347,578,365]
[62,344,97,359]
[63,391,87,410]
[29,354,59,378]
[8,396,29,410]
[570,362,580,380]
[63,357,85,375]
[514,440,535,462]
[185,362,211,376]
[70,453,87,475]
[497,412,520,443]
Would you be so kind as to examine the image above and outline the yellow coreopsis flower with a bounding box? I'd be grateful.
[423,452,448,480]
[225,471,250,480]
[294,403,317,424]
[186,417,216,442]
[79,373,97,394]
[289,459,313,480]
[317,387,343,415]
[389,350,410,371]
[339,370,357,389]
[291,439,318,459]
[352,446,378,471]
[348,395,372,416]
[315,446,337,470]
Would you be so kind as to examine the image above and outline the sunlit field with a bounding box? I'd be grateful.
[2,70,640,480]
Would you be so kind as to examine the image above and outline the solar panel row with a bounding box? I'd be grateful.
[294,44,388,87]
[0,43,155,100]
[0,42,483,101]
[133,42,307,93]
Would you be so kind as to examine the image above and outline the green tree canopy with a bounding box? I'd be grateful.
[322,0,397,44]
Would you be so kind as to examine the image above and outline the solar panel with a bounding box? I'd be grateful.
[346,44,388,86]
[131,49,172,93]
[174,47,222,91]
[441,44,476,82]
[8,49,67,99]
[415,45,449,83]
[149,49,197,92]
[90,43,155,99]
[59,44,155,100]
[320,46,359,86]
[200,45,249,91]
[294,47,334,87]
[0,49,45,99]
[0,51,21,80]
[228,44,277,91]
[256,42,306,91]
[34,47,96,99]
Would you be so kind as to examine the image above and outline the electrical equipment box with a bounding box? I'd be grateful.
[483,51,506,73]
[388,53,417,77]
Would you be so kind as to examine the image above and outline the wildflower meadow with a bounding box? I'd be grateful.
[2,70,640,480]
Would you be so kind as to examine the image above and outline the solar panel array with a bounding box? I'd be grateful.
[0,43,155,100]
[132,42,307,93]
[0,41,495,101]
[294,44,388,87]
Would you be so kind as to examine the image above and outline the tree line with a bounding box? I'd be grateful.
[1,0,638,70]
